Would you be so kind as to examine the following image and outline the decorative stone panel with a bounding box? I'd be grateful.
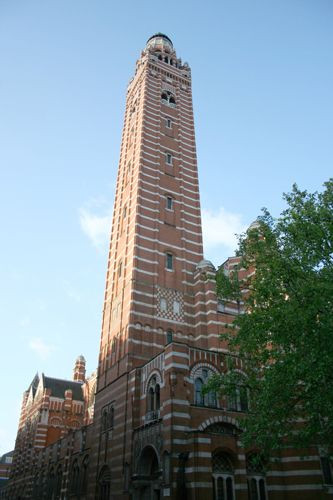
[156,286,184,322]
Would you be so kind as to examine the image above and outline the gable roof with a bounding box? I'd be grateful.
[42,375,84,401]
[0,451,14,464]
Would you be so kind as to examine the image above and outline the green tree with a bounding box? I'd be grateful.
[206,180,333,454]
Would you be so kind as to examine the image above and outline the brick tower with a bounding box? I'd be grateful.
[90,33,235,500]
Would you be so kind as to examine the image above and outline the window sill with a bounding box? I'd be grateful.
[192,403,220,410]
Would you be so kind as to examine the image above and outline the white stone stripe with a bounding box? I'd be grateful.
[268,485,324,491]
[128,338,164,349]
[133,246,199,265]
[267,470,322,477]
[139,180,199,203]
[135,233,203,255]
[163,412,190,420]
[131,310,221,328]
[140,163,199,187]
[163,398,190,406]
[132,267,158,276]
[165,362,188,370]
[278,455,319,463]
[138,188,200,213]
[165,351,189,360]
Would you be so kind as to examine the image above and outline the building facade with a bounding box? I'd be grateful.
[5,33,333,499]
[87,33,332,500]
[4,357,96,499]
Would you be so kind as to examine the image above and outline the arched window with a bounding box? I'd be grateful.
[227,379,249,412]
[155,384,160,409]
[212,451,234,500]
[246,453,267,500]
[148,386,154,411]
[146,375,161,421]
[98,465,111,500]
[195,378,204,405]
[161,90,176,107]
[193,366,218,407]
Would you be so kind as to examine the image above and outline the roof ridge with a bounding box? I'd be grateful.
[44,376,82,385]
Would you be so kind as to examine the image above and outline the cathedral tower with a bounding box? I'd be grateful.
[90,32,232,500]
[97,32,206,393]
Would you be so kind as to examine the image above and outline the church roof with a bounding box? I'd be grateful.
[42,375,84,401]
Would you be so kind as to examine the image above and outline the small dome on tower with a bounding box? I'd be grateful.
[196,259,215,271]
[146,33,173,52]
[76,355,86,363]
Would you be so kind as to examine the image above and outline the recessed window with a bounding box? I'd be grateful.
[166,253,173,270]
[166,153,173,165]
[160,298,167,311]
[166,329,173,344]
[166,118,172,128]
[173,300,180,314]
[166,196,173,210]
[161,91,176,107]
[123,206,127,219]
[118,261,122,277]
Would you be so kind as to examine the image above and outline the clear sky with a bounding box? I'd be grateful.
[0,0,332,455]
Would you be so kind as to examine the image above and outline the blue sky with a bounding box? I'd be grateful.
[0,0,332,455]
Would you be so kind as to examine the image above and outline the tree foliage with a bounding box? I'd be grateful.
[207,180,333,454]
